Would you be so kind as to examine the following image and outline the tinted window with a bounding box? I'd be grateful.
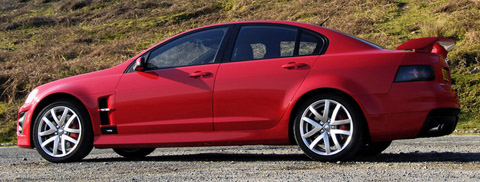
[299,32,320,56]
[147,27,227,70]
[231,26,297,61]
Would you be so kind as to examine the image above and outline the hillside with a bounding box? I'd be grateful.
[1,0,479,143]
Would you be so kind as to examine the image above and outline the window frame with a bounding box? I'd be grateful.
[124,23,329,73]
[222,23,329,63]
[124,25,233,73]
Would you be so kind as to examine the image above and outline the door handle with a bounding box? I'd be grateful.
[282,62,307,69]
[189,71,211,78]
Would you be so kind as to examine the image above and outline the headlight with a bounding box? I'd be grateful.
[25,88,38,104]
[394,65,435,82]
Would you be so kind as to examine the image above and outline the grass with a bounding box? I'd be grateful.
[0,0,479,143]
[0,101,17,143]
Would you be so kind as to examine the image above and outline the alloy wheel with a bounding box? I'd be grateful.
[299,99,354,156]
[37,106,82,158]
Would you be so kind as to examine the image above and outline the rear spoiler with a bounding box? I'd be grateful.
[396,37,455,58]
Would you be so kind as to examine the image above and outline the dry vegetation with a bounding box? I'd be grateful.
[0,0,479,143]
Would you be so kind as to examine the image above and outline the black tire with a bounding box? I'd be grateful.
[32,99,93,163]
[358,141,392,156]
[113,148,156,159]
[293,93,364,161]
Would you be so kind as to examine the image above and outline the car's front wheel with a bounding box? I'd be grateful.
[32,99,93,163]
[294,94,364,161]
[113,148,156,159]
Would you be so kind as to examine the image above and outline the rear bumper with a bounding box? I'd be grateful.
[361,82,460,141]
[417,108,459,137]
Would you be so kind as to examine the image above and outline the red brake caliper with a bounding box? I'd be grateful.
[337,114,349,131]
[69,122,79,139]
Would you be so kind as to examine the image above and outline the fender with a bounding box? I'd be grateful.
[292,74,382,116]
[18,66,126,148]
[291,50,406,116]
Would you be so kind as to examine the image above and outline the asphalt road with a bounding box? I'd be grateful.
[0,135,479,181]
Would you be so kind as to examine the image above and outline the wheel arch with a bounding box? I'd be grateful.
[288,88,371,145]
[29,93,91,148]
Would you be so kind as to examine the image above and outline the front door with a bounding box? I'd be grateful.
[114,27,228,134]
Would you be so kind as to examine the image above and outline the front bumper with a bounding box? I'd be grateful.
[17,104,34,148]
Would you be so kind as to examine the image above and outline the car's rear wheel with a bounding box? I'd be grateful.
[294,94,364,161]
[358,141,392,156]
[32,100,93,163]
[113,148,156,159]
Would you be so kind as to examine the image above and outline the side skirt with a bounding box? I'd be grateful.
[94,130,291,148]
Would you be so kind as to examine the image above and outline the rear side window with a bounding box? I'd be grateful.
[231,25,325,62]
[299,32,321,56]
[231,26,297,61]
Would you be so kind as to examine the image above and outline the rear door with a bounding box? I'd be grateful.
[213,25,326,131]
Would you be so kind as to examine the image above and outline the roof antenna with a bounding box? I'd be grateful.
[319,16,330,27]
[318,0,349,27]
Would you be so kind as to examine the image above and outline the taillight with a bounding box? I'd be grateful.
[394,65,435,82]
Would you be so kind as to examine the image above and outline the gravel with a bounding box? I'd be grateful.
[0,135,479,181]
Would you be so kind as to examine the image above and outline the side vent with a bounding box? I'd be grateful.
[98,97,110,125]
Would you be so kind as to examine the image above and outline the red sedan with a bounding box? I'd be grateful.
[17,21,460,162]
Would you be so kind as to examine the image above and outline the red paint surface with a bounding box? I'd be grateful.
[17,21,459,149]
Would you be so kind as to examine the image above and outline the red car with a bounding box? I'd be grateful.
[17,21,459,162]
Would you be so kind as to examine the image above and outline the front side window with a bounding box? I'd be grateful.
[231,26,297,62]
[147,27,227,70]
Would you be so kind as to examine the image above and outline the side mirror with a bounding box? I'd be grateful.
[133,57,145,72]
